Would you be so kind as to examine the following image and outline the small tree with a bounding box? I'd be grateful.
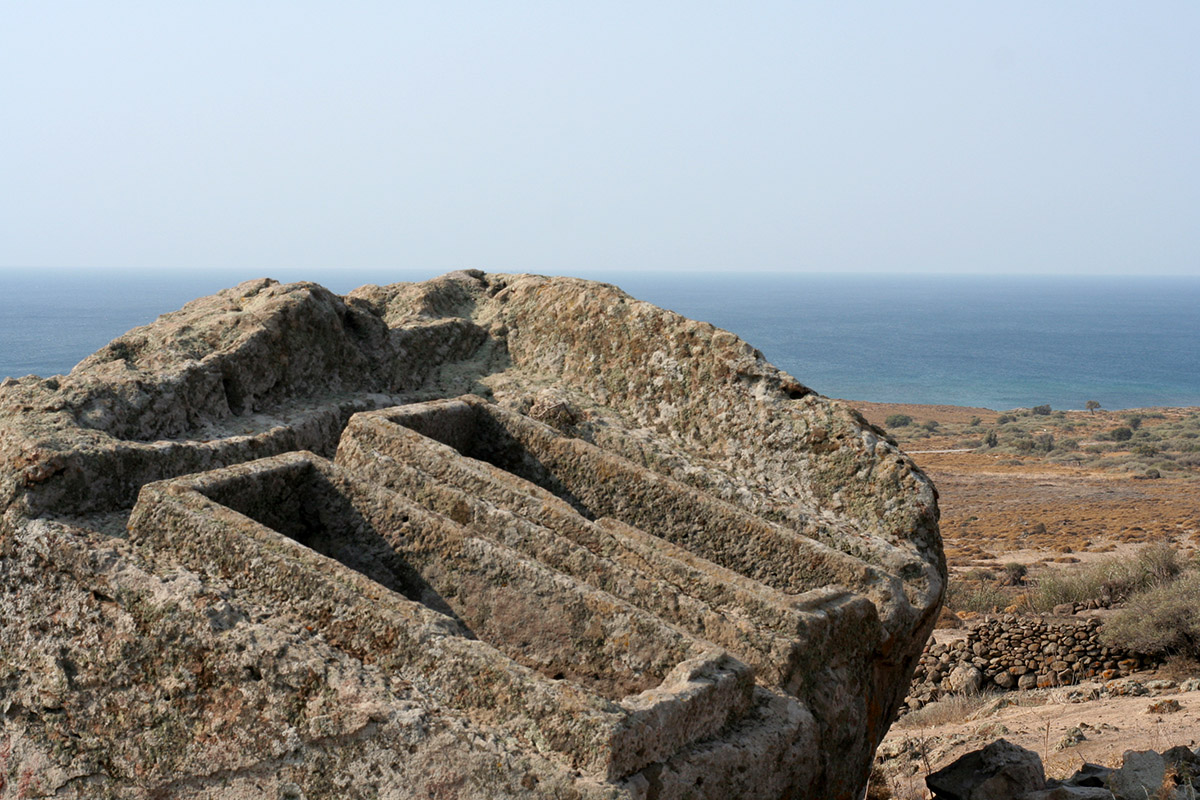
[1085,400,1101,414]
[1032,404,1051,416]
[884,414,912,428]
[983,430,998,448]
[1110,426,1134,442]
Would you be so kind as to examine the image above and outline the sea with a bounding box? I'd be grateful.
[2,269,1198,412]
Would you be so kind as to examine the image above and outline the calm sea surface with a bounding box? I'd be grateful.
[2,269,1197,411]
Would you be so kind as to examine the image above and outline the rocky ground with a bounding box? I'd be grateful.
[849,401,1200,798]
[878,669,1200,797]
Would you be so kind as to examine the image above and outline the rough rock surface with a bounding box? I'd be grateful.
[0,271,944,799]
[926,738,1046,799]
[925,740,1200,800]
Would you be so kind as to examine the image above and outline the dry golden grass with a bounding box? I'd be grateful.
[894,692,996,730]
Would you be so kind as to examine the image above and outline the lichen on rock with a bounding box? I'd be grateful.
[0,270,944,799]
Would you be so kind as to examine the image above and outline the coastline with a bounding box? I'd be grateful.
[4,271,1200,410]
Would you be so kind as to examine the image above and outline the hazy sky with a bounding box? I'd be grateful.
[2,3,1197,275]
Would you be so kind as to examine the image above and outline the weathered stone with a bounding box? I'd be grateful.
[1019,787,1115,799]
[0,272,944,799]
[1162,745,1200,772]
[926,738,1045,799]
[1148,699,1183,714]
[1065,763,1114,788]
[1107,750,1167,800]
[1055,727,1087,750]
[948,665,984,695]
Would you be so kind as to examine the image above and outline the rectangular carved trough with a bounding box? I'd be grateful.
[1,273,943,799]
[128,443,762,780]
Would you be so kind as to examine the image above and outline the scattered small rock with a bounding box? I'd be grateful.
[1145,679,1179,692]
[1055,726,1087,750]
[1147,698,1182,714]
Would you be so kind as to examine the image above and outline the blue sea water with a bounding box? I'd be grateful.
[1,269,1198,411]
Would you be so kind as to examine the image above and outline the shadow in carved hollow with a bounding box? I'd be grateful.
[197,460,474,632]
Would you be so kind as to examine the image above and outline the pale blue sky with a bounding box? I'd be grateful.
[2,2,1197,275]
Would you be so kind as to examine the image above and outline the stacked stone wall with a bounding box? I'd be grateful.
[905,613,1160,710]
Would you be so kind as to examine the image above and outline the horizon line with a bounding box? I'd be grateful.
[1,266,1198,279]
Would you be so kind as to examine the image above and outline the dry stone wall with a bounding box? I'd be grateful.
[906,614,1159,710]
[0,271,945,799]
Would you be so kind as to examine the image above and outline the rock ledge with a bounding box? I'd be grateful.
[0,271,943,799]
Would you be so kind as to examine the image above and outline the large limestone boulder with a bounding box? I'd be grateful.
[0,271,944,799]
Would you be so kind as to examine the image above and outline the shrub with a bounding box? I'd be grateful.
[1126,415,1143,430]
[984,430,998,448]
[963,568,997,582]
[945,579,1008,614]
[1034,433,1055,452]
[921,419,940,432]
[1027,544,1182,611]
[1101,571,1200,658]
[1109,426,1134,442]
[1032,404,1052,416]
[1134,542,1182,584]
[1058,438,1079,451]
[1002,563,1028,585]
[1031,569,1102,611]
[885,414,912,428]
[996,414,1015,425]
[1014,438,1036,454]
[894,692,994,729]
[969,416,982,426]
